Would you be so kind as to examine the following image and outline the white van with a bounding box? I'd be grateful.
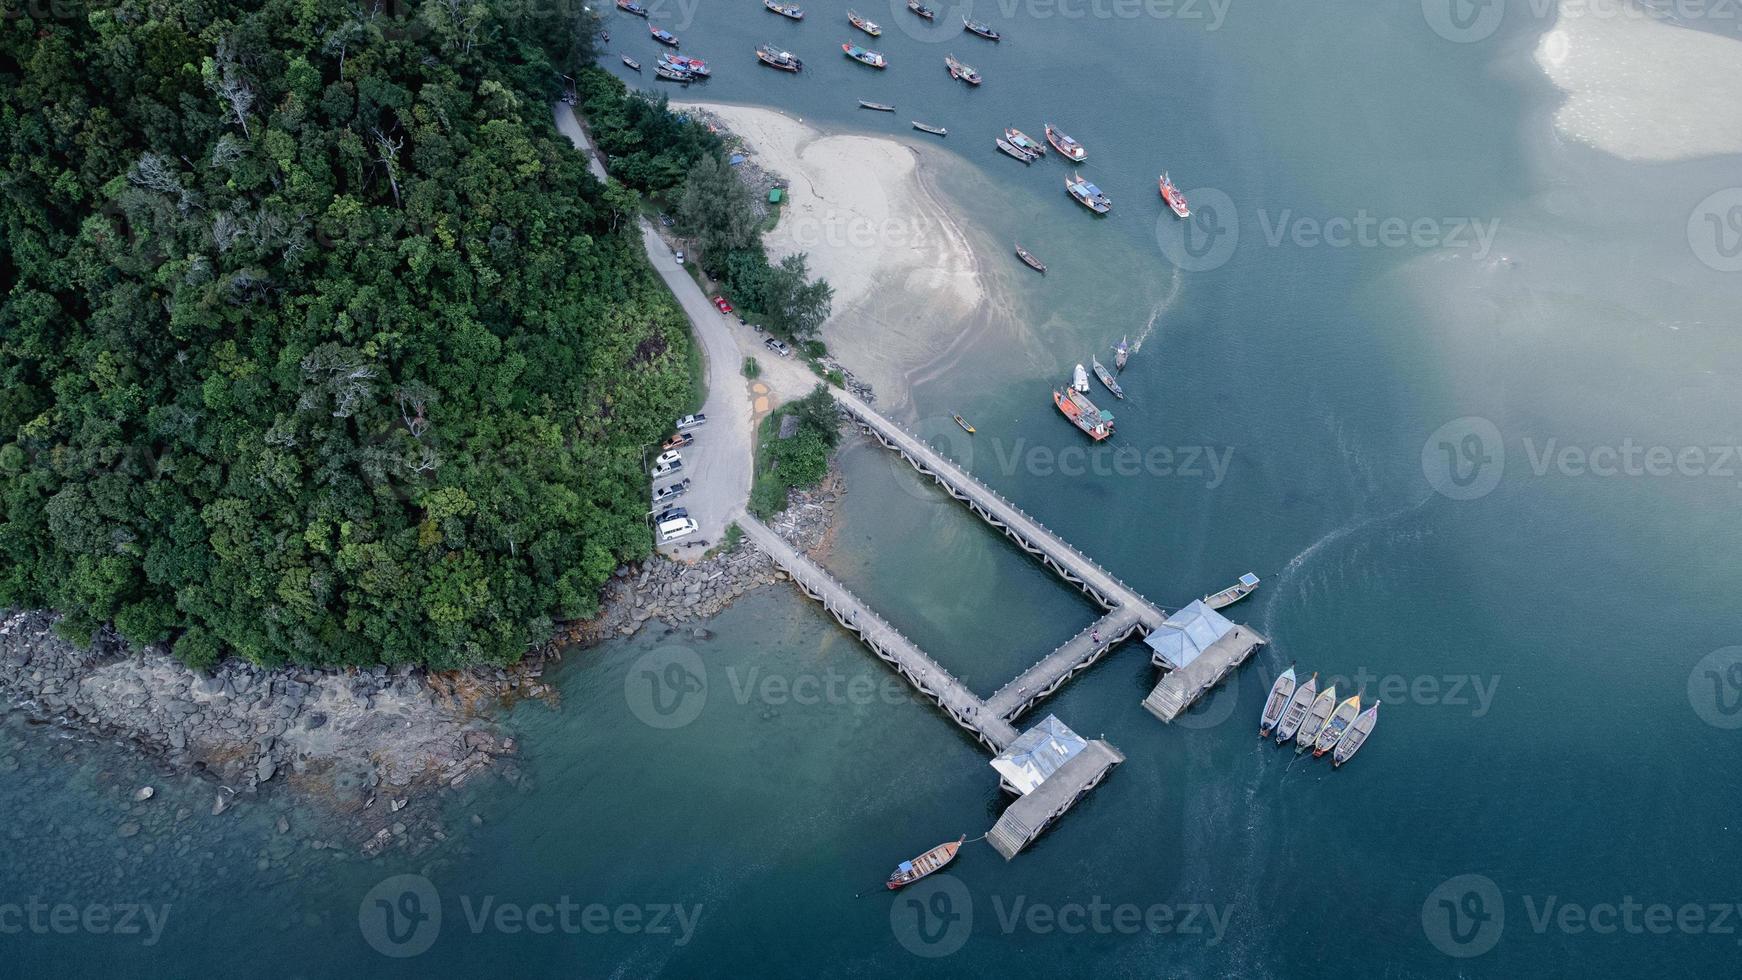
[657,517,699,543]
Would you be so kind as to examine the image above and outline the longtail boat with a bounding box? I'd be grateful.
[1045,123,1087,162]
[1065,172,1111,214]
[849,10,882,36]
[621,54,642,71]
[1015,243,1046,273]
[649,24,679,46]
[1113,336,1130,370]
[954,414,975,434]
[886,836,964,889]
[764,0,805,19]
[1332,701,1380,768]
[907,0,936,19]
[616,0,648,15]
[1005,128,1046,157]
[1313,694,1363,758]
[1294,684,1338,754]
[843,43,887,68]
[1092,358,1123,399]
[1203,573,1260,610]
[1258,665,1297,738]
[660,53,710,77]
[912,121,947,136]
[653,62,690,82]
[756,44,802,71]
[1274,673,1318,744]
[964,17,1001,40]
[996,137,1033,164]
[858,100,895,111]
[945,53,981,85]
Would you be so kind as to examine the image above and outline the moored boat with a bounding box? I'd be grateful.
[1072,363,1090,393]
[756,44,802,71]
[616,0,648,15]
[1015,243,1046,273]
[764,0,804,19]
[1332,701,1380,768]
[848,10,882,36]
[653,62,691,82]
[843,43,887,68]
[907,0,935,19]
[1273,673,1318,744]
[1065,172,1111,214]
[886,835,965,890]
[659,53,709,77]
[649,24,679,46]
[911,121,947,136]
[1053,388,1113,441]
[858,100,895,111]
[1313,694,1363,758]
[1294,684,1338,754]
[622,54,642,71]
[1159,171,1190,219]
[954,414,975,434]
[945,54,981,85]
[1113,336,1130,370]
[1005,128,1045,157]
[1259,665,1297,738]
[964,17,1001,40]
[1045,123,1087,162]
[996,137,1033,164]
[1092,358,1124,399]
[1203,573,1260,610]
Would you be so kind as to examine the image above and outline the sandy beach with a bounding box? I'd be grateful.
[672,101,990,409]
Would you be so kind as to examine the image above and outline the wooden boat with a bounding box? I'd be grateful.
[1054,387,1114,441]
[660,53,710,77]
[1203,572,1260,610]
[995,137,1033,164]
[963,16,1001,40]
[1258,665,1296,738]
[1045,123,1087,162]
[764,0,805,19]
[886,835,964,890]
[858,100,895,112]
[945,54,981,85]
[954,414,976,434]
[653,62,691,82]
[843,43,887,68]
[622,54,642,71]
[649,24,679,46]
[1294,684,1338,754]
[756,44,802,72]
[908,0,936,20]
[1332,701,1380,768]
[1005,128,1045,157]
[1313,694,1363,758]
[848,10,882,36]
[616,0,648,16]
[1113,336,1130,370]
[1065,172,1111,214]
[1159,171,1191,219]
[1273,673,1318,744]
[1015,243,1046,273]
[1091,358,1123,399]
[911,121,947,136]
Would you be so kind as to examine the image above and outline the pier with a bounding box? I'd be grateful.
[986,740,1125,860]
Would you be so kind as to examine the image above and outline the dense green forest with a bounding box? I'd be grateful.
[0,0,698,668]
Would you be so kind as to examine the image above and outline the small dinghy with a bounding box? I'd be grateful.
[911,121,947,136]
[622,54,642,71]
[953,414,976,434]
[1014,243,1046,273]
[858,100,895,111]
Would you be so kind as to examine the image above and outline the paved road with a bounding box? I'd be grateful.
[553,102,753,558]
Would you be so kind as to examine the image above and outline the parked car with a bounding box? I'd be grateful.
[712,296,733,315]
[674,414,708,431]
[674,248,685,265]
[662,432,694,451]
[653,479,691,503]
[651,451,683,477]
[764,337,793,357]
[657,517,699,543]
[655,507,689,524]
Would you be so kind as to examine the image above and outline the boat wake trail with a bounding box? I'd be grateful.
[1255,493,1435,639]
[1129,268,1184,354]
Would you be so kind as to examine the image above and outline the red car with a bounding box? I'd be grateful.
[712,295,733,314]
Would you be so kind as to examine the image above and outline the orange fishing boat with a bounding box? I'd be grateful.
[886,836,965,889]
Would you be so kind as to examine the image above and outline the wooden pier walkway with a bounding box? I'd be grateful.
[986,739,1126,860]
[983,607,1145,722]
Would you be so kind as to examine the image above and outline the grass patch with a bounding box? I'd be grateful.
[743,356,760,379]
[749,386,840,519]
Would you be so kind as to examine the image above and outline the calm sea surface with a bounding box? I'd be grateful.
[8,1,1742,975]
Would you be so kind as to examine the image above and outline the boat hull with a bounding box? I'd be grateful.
[886,837,964,890]
[1274,676,1317,743]
[1259,667,1297,738]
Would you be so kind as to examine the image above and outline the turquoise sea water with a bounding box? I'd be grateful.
[10,2,1742,976]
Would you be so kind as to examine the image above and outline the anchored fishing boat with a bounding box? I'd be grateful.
[1313,694,1363,758]
[1203,573,1260,610]
[1045,123,1087,162]
[660,53,709,77]
[764,0,804,19]
[911,121,947,136]
[964,16,1001,39]
[1072,363,1090,393]
[1092,358,1124,399]
[945,54,981,85]
[1005,128,1045,157]
[1294,684,1338,754]
[886,836,965,890]
[1274,673,1318,744]
[1332,701,1379,768]
[858,100,895,111]
[848,10,882,36]
[653,62,691,82]
[996,137,1033,164]
[621,54,641,71]
[843,43,887,68]
[616,0,648,15]
[649,24,679,46]
[1159,171,1190,219]
[1113,336,1130,370]
[954,414,976,434]
[907,0,936,20]
[1053,388,1113,441]
[1065,172,1111,214]
[1015,243,1046,273]
[756,44,802,71]
[1259,665,1297,738]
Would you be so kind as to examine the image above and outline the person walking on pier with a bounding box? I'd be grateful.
[1091,629,1101,644]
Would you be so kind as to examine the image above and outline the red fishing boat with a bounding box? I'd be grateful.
[1053,388,1113,441]
[1159,171,1190,219]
